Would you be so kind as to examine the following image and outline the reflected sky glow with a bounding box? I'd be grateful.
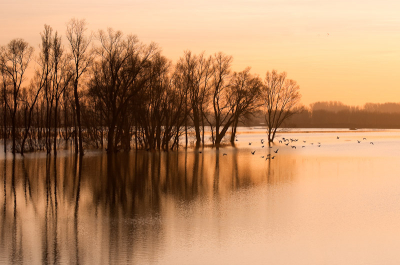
[1,130,400,264]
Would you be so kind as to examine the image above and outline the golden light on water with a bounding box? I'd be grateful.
[3,130,400,264]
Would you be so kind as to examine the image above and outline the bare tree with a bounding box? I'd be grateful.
[19,77,43,155]
[52,37,73,155]
[0,39,34,154]
[174,51,213,149]
[228,68,263,145]
[174,51,194,148]
[0,58,9,153]
[66,18,92,156]
[261,70,302,143]
[88,28,158,153]
[206,52,234,148]
[137,53,174,150]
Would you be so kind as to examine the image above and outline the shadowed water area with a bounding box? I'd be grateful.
[2,129,400,264]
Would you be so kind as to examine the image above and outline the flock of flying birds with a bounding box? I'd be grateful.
[220,135,375,161]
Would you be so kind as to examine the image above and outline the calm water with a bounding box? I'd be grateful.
[2,129,400,264]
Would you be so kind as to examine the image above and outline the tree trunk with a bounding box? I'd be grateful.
[11,113,15,154]
[3,94,6,154]
[73,107,78,153]
[193,108,201,149]
[107,120,116,153]
[230,117,239,146]
[54,97,58,155]
[74,80,83,156]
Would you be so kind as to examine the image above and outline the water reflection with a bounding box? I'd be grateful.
[0,148,298,264]
[2,132,395,264]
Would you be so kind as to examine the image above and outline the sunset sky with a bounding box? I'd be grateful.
[1,0,400,106]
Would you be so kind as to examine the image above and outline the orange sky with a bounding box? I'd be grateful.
[1,0,400,106]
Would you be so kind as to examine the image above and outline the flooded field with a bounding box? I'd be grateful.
[1,129,400,264]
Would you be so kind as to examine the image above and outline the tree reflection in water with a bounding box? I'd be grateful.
[0,149,294,264]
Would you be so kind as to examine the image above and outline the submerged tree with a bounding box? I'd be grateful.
[137,53,181,150]
[0,55,8,153]
[228,68,262,145]
[88,28,158,153]
[261,70,302,143]
[205,53,262,148]
[0,39,34,153]
[174,51,212,148]
[206,52,233,148]
[66,18,92,156]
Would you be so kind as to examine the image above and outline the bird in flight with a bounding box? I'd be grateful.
[251,151,256,155]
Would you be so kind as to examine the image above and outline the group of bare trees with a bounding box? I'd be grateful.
[0,19,89,155]
[0,19,302,155]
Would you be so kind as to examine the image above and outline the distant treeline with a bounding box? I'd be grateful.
[248,101,400,129]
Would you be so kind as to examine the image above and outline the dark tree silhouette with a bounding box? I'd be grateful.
[228,67,262,145]
[0,20,311,154]
[66,18,92,156]
[206,52,233,148]
[0,57,9,153]
[88,28,158,153]
[0,39,34,154]
[174,51,213,148]
[261,70,302,143]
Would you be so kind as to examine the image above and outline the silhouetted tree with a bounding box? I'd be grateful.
[201,62,263,148]
[0,58,9,153]
[137,53,174,150]
[174,51,213,148]
[228,68,263,145]
[66,18,92,156]
[19,80,42,155]
[0,39,34,153]
[88,28,158,152]
[206,52,238,148]
[261,70,302,143]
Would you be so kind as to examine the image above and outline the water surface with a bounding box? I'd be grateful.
[1,130,400,264]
